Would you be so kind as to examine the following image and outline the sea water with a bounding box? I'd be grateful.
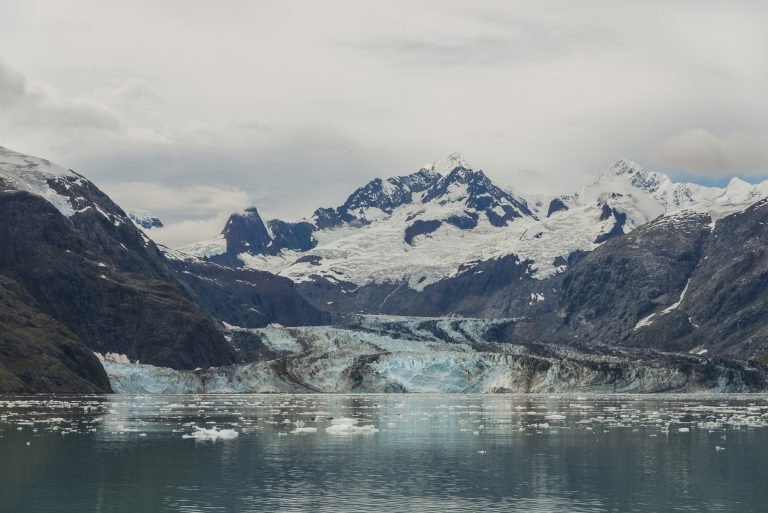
[1,394,767,512]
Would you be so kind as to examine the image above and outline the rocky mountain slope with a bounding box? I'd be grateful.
[0,276,111,393]
[165,252,331,328]
[560,199,768,361]
[0,146,325,392]
[0,146,241,392]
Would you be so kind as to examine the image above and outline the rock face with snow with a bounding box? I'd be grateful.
[167,255,331,328]
[559,210,713,346]
[0,146,239,391]
[101,316,768,394]
[560,200,768,360]
[212,207,317,265]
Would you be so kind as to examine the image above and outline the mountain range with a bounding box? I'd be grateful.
[2,145,768,393]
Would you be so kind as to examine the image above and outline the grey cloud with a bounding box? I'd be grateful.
[0,61,121,132]
[654,129,768,177]
[76,126,408,220]
[148,214,235,249]
[103,182,254,221]
[351,23,596,67]
[103,182,254,248]
[0,62,26,105]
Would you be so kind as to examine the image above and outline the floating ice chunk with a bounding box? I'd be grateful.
[545,414,566,421]
[182,426,239,441]
[325,417,379,435]
[291,427,318,434]
[678,427,690,433]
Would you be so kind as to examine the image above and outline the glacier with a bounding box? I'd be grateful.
[101,316,768,394]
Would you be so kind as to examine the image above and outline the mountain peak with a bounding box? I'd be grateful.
[606,158,644,176]
[598,158,671,197]
[423,152,473,175]
[726,176,752,190]
[0,145,85,217]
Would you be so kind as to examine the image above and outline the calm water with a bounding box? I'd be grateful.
[1,394,767,512]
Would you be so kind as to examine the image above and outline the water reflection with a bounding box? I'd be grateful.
[1,394,767,512]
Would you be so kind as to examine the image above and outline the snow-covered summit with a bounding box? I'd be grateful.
[176,155,768,291]
[0,145,132,227]
[422,152,472,175]
[0,146,85,216]
[587,158,768,223]
[179,154,625,288]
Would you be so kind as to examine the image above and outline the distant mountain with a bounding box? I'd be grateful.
[179,153,611,286]
[178,153,768,307]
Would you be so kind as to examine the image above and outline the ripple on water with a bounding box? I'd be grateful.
[0,393,767,512]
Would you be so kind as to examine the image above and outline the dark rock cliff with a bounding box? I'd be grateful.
[0,185,238,391]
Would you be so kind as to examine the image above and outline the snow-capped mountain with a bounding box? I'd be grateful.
[0,145,247,392]
[177,154,768,291]
[0,146,132,225]
[580,158,768,224]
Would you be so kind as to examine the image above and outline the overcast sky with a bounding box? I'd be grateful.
[1,0,767,246]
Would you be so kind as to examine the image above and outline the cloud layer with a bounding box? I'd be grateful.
[654,129,768,176]
[1,1,767,246]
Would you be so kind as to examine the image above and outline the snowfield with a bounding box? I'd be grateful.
[176,155,768,290]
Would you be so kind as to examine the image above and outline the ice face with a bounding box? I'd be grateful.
[100,316,767,395]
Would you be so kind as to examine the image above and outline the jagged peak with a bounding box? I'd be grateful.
[422,152,473,175]
[597,158,672,196]
[442,165,488,183]
[242,206,262,217]
[605,158,645,177]
[223,207,262,230]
